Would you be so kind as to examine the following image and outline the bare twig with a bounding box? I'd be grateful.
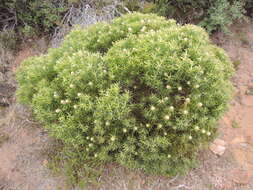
[51,0,125,48]
[172,184,192,190]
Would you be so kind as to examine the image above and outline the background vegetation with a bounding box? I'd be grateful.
[1,0,253,51]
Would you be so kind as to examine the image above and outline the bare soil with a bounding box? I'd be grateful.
[0,22,253,190]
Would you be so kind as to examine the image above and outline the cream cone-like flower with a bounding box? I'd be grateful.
[189,135,192,140]
[195,126,199,131]
[141,26,146,32]
[197,102,203,107]
[185,98,190,103]
[164,115,170,120]
[123,128,127,133]
[77,93,82,97]
[150,106,156,111]
[167,154,171,158]
[207,131,211,136]
[55,109,61,113]
[178,86,182,91]
[169,106,174,111]
[183,110,188,115]
[166,85,171,89]
[70,84,74,88]
[105,121,110,126]
[158,124,163,128]
[201,129,206,134]
[111,136,116,141]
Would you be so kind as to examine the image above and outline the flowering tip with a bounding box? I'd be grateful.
[169,106,174,111]
[150,106,156,111]
[166,85,171,89]
[164,115,170,120]
[197,102,203,107]
[55,109,61,113]
[183,110,188,115]
[195,126,199,131]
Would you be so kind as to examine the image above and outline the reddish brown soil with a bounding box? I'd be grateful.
[0,22,253,190]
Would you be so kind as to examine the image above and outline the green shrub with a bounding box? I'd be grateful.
[16,13,234,177]
[150,0,247,33]
[0,0,69,37]
[199,0,246,33]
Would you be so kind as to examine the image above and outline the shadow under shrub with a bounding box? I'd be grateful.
[16,13,234,182]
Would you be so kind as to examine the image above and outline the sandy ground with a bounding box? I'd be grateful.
[0,22,253,190]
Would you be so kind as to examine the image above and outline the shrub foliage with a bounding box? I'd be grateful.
[149,0,248,33]
[17,13,234,176]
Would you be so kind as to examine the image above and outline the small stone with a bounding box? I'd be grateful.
[42,159,48,166]
[209,143,226,156]
[213,138,227,146]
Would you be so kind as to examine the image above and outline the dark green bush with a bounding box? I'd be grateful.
[199,0,246,33]
[150,0,248,33]
[17,13,234,177]
[0,0,69,37]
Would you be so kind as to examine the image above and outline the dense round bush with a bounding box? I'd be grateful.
[17,13,234,176]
